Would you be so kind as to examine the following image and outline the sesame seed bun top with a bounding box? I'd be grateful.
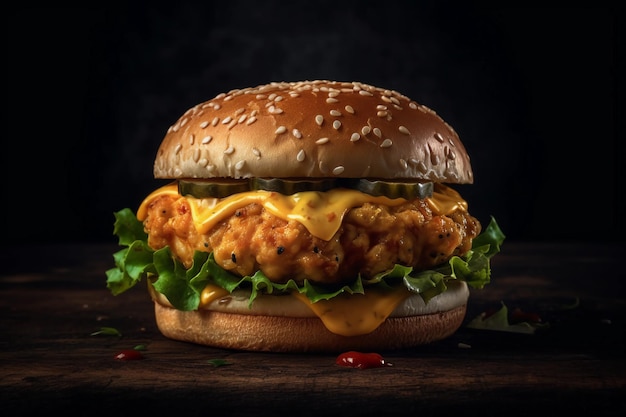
[153,80,473,183]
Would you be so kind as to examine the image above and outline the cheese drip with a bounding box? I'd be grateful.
[291,286,411,336]
[198,283,411,336]
[137,182,467,241]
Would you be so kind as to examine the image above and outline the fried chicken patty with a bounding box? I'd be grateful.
[142,192,481,286]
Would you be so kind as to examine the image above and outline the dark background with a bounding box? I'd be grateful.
[4,3,622,245]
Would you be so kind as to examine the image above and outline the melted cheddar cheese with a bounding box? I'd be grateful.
[137,182,466,240]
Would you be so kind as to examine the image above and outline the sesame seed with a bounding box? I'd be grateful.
[201,136,212,144]
[193,148,201,162]
[274,95,284,102]
[316,137,329,145]
[358,90,373,96]
[235,108,245,116]
[409,102,418,109]
[222,116,232,125]
[227,120,237,129]
[315,115,324,126]
[361,126,371,135]
[326,98,339,104]
[399,126,411,135]
[180,118,188,127]
[330,109,342,116]
[328,91,340,98]
[380,139,393,148]
[412,159,428,173]
[275,126,287,134]
[252,147,261,157]
[246,116,257,125]
[373,128,382,138]
[213,104,221,110]
[332,166,345,175]
[297,149,306,162]
[292,129,302,139]
[189,134,195,145]
[235,160,245,170]
[399,158,408,169]
[377,111,388,117]
[238,115,247,124]
[434,132,445,143]
[199,158,208,167]
[345,105,355,114]
[332,120,341,130]
[350,133,361,142]
[256,94,267,100]
[377,105,387,110]
[211,117,219,126]
[224,146,235,155]
[428,144,439,165]
[199,121,209,129]
[174,144,182,154]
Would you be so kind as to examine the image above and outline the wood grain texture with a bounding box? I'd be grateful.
[1,242,624,416]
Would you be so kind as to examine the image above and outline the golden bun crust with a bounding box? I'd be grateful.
[149,281,470,353]
[154,80,473,183]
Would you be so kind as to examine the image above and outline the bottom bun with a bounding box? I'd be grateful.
[149,281,469,353]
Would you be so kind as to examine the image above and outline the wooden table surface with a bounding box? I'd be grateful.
[1,241,624,416]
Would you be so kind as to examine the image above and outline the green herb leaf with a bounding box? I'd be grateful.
[91,327,122,337]
[207,359,231,367]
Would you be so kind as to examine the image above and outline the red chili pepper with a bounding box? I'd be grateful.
[114,349,144,361]
[336,351,392,369]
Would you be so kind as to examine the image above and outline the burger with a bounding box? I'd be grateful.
[106,80,505,353]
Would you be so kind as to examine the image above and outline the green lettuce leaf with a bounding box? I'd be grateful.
[105,209,505,310]
[466,301,551,334]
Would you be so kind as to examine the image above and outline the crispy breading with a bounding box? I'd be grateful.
[143,194,481,285]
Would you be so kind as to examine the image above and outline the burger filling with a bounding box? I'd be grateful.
[140,184,480,286]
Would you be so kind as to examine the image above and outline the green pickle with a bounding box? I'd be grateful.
[355,179,433,200]
[251,178,338,194]
[178,178,433,200]
[178,180,250,198]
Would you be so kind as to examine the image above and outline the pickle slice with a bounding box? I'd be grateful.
[355,179,433,199]
[251,178,338,194]
[179,178,433,200]
[178,179,250,198]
